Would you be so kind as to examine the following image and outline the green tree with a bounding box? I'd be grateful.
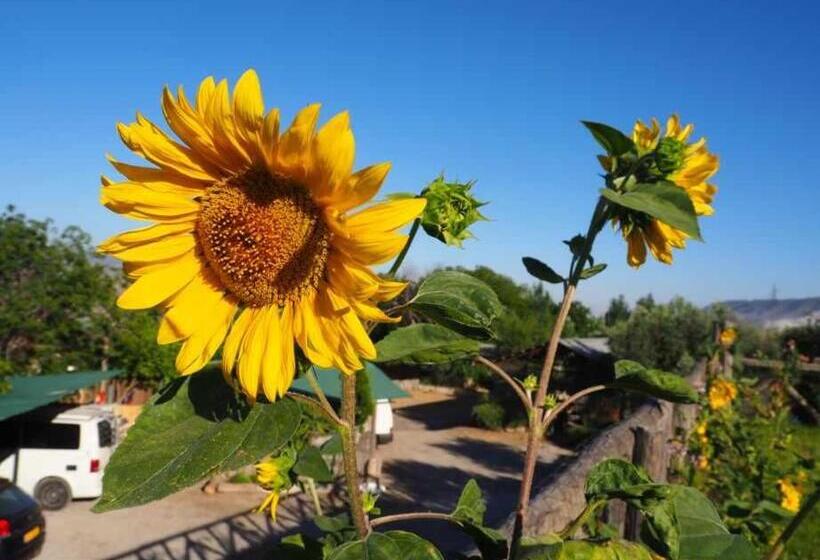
[609,296,711,372]
[604,295,631,327]
[0,207,177,388]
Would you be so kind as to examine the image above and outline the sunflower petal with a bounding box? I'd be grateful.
[176,297,236,375]
[232,69,264,134]
[222,308,255,377]
[107,232,196,262]
[98,222,194,253]
[311,111,355,200]
[329,162,391,213]
[117,251,201,309]
[344,198,426,233]
[278,103,320,173]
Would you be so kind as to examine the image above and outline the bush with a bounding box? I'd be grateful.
[472,401,506,430]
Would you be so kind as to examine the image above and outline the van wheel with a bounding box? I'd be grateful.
[35,478,71,510]
[376,432,394,445]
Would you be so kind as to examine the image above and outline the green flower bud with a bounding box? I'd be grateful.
[362,491,379,514]
[654,137,686,175]
[522,375,538,392]
[419,175,487,247]
[543,393,559,410]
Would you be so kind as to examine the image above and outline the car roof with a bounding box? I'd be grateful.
[53,405,113,422]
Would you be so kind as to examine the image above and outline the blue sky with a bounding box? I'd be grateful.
[1,0,818,312]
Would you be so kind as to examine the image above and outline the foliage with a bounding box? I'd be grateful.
[604,295,630,327]
[418,175,488,248]
[682,367,817,556]
[780,321,820,361]
[609,296,712,372]
[354,365,375,426]
[472,400,506,430]
[0,206,180,387]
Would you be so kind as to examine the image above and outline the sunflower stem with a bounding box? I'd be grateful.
[509,199,608,559]
[340,371,369,537]
[387,217,421,277]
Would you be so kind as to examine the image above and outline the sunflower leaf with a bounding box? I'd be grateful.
[522,257,564,284]
[409,270,502,340]
[610,359,699,404]
[294,445,333,482]
[579,263,607,280]
[600,182,702,240]
[373,324,482,365]
[93,365,301,512]
[582,121,635,157]
[328,531,443,560]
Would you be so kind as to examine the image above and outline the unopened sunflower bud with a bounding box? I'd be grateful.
[543,393,559,410]
[522,375,538,393]
[419,176,487,247]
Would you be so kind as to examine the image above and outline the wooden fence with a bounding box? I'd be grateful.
[503,361,707,537]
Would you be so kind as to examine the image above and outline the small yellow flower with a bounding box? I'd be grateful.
[615,115,719,268]
[254,449,296,521]
[696,455,709,470]
[778,479,802,513]
[720,327,737,347]
[708,379,737,410]
[695,421,709,444]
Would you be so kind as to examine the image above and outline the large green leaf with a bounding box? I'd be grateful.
[517,538,656,560]
[329,531,443,560]
[522,257,564,284]
[584,459,652,502]
[451,479,508,560]
[641,486,758,560]
[582,121,635,157]
[271,534,327,559]
[93,366,301,512]
[294,445,333,482]
[601,182,702,240]
[374,324,482,365]
[409,270,502,339]
[610,360,699,404]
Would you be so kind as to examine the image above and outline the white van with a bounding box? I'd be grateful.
[0,405,117,510]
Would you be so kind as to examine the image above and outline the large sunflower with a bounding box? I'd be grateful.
[620,115,719,267]
[100,70,425,401]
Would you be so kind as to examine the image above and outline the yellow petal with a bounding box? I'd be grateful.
[329,161,391,213]
[334,231,408,265]
[644,221,674,264]
[117,251,201,309]
[106,232,196,262]
[206,79,252,167]
[161,87,225,171]
[626,230,647,268]
[344,198,426,233]
[259,109,281,168]
[372,279,408,302]
[101,182,200,222]
[259,307,283,401]
[98,222,194,253]
[351,299,401,323]
[232,69,264,134]
[277,304,297,398]
[327,253,380,300]
[117,114,214,181]
[278,103,320,173]
[161,271,226,340]
[106,155,209,191]
[311,111,355,201]
[294,291,334,368]
[176,297,236,375]
[196,76,217,115]
[237,308,267,398]
[222,308,255,377]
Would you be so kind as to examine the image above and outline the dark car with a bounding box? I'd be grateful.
[0,479,44,560]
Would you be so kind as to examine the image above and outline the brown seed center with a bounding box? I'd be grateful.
[196,168,330,307]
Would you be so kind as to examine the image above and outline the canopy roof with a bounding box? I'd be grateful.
[0,370,121,422]
[290,362,407,402]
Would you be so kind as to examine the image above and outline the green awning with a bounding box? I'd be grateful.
[0,370,122,422]
[290,362,407,401]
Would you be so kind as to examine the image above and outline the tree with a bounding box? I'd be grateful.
[604,295,631,327]
[609,296,711,372]
[0,207,176,388]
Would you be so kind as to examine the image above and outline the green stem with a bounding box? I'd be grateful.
[764,489,819,560]
[340,371,368,537]
[304,477,323,516]
[559,499,606,540]
[387,217,421,277]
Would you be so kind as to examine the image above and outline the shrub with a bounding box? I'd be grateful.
[472,400,506,430]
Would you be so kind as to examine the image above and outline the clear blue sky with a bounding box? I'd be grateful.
[1,0,818,312]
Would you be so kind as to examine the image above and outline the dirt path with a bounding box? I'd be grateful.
[376,390,573,555]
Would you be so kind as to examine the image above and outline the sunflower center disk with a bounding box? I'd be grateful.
[197,168,330,307]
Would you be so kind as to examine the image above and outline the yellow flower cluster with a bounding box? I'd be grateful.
[719,327,737,347]
[707,379,737,410]
[777,478,803,513]
[695,421,709,445]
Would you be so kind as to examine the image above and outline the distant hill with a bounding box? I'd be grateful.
[722,297,820,328]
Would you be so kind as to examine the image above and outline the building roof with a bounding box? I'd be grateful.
[0,370,121,422]
[290,362,408,401]
[557,337,611,361]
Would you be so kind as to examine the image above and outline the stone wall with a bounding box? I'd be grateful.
[503,362,706,536]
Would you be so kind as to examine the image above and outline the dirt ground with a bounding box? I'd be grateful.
[39,389,572,559]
